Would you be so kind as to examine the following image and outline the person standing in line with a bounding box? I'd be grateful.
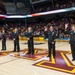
[25,27,34,55]
[69,25,75,61]
[13,28,20,52]
[1,30,6,51]
[47,26,56,58]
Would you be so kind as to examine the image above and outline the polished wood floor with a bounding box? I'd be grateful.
[0,40,74,75]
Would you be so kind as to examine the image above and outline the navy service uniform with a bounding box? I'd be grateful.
[13,32,20,52]
[25,31,34,55]
[70,31,75,60]
[48,30,56,58]
[2,32,6,50]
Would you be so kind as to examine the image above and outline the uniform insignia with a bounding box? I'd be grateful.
[52,32,54,35]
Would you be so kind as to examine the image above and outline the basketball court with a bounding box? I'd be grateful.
[0,40,75,75]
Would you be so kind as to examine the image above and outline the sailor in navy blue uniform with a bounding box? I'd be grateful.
[13,28,20,52]
[47,26,56,58]
[25,27,34,55]
[70,25,75,61]
[1,30,6,51]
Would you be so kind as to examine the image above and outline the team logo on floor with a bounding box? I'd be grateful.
[33,50,75,74]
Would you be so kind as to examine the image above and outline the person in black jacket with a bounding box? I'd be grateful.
[13,28,20,52]
[25,27,34,55]
[69,25,75,61]
[1,30,6,51]
[47,26,56,58]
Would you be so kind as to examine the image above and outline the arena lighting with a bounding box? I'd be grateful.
[0,14,7,18]
[0,7,75,18]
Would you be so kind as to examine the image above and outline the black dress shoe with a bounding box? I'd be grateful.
[72,59,75,61]
[26,52,30,54]
[31,53,34,55]
[4,49,6,51]
[12,50,16,52]
[53,56,55,58]
[1,49,3,51]
[17,51,20,52]
[47,55,50,57]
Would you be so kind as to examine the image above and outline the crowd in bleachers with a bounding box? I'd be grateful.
[31,0,75,13]
[0,16,75,40]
